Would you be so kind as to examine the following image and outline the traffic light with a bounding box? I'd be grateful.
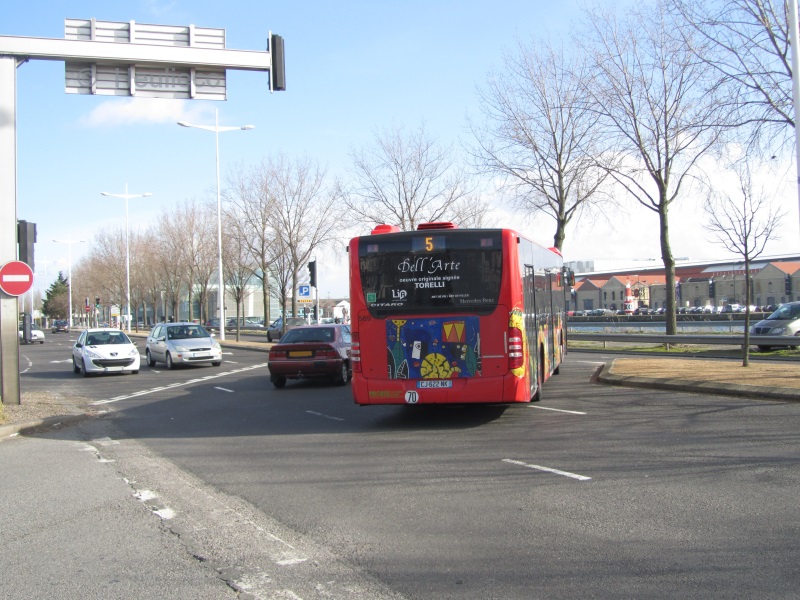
[95,297,101,308]
[308,260,317,287]
[708,279,715,298]
[17,220,37,270]
[270,34,286,91]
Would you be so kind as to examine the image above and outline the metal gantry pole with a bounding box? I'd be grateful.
[0,56,20,405]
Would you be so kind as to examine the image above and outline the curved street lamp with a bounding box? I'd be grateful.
[101,184,152,332]
[177,108,254,340]
[52,235,86,328]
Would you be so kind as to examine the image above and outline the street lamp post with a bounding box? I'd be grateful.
[178,108,254,340]
[52,235,85,329]
[101,184,152,332]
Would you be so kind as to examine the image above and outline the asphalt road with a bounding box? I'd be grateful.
[17,337,800,599]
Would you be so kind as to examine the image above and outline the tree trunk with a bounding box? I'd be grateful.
[742,256,752,367]
[659,201,678,336]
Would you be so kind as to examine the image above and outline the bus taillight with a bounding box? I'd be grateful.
[351,332,361,372]
[508,327,524,370]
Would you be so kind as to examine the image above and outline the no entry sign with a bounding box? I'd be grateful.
[0,261,34,297]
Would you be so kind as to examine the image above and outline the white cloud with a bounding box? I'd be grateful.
[79,98,210,127]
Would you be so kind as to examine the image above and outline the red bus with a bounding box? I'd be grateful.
[348,222,572,405]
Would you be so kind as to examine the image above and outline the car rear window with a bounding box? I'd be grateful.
[281,327,336,343]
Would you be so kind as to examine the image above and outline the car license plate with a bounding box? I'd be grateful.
[289,350,312,357]
[191,352,210,358]
[417,380,452,389]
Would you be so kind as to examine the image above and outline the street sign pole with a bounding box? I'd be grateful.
[0,56,20,404]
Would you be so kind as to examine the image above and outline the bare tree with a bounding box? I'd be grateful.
[269,154,342,318]
[471,37,613,251]
[346,123,491,230]
[670,0,794,153]
[222,209,257,341]
[582,0,727,335]
[225,161,279,325]
[704,161,785,365]
[152,215,189,321]
[172,198,218,324]
[84,228,127,324]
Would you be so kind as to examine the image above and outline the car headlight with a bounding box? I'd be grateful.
[174,345,190,352]
[84,348,102,359]
[771,327,786,335]
[212,340,221,350]
[128,347,139,357]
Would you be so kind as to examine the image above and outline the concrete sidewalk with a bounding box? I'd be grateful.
[0,426,240,599]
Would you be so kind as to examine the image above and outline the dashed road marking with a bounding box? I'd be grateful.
[530,405,587,415]
[503,458,591,481]
[306,410,345,422]
[92,363,268,405]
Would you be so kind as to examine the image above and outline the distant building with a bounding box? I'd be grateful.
[571,256,800,310]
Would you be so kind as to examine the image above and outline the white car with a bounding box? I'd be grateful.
[72,328,141,377]
[19,326,45,344]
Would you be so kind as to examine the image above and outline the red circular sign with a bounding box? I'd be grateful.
[0,261,35,297]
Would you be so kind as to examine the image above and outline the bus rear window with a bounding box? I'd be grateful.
[358,231,503,317]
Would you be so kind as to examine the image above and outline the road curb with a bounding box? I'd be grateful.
[0,412,91,441]
[598,361,800,402]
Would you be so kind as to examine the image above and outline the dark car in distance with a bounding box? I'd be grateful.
[51,319,69,333]
[267,324,352,388]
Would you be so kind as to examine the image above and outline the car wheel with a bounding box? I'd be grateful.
[166,352,175,370]
[757,345,771,351]
[212,361,221,367]
[72,357,81,374]
[335,361,349,386]
[82,359,92,378]
[146,349,156,367]
[271,375,286,389]
[40,340,44,344]
[131,370,139,375]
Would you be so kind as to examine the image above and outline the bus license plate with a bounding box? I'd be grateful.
[417,380,452,389]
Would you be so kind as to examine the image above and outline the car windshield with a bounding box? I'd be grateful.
[167,325,208,340]
[86,331,131,346]
[281,327,335,343]
[767,303,800,320]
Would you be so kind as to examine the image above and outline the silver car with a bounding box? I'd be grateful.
[145,322,222,369]
[750,301,800,351]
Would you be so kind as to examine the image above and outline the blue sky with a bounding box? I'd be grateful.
[5,0,799,299]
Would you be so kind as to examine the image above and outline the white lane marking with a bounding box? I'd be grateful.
[572,360,605,364]
[215,387,234,393]
[50,359,74,364]
[154,507,176,520]
[277,558,309,566]
[503,458,592,481]
[305,410,345,422]
[92,363,268,405]
[530,406,587,415]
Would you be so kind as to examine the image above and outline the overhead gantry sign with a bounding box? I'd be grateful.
[0,18,285,404]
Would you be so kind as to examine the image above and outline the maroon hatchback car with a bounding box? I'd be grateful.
[267,324,352,388]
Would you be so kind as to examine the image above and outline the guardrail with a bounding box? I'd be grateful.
[568,333,799,351]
